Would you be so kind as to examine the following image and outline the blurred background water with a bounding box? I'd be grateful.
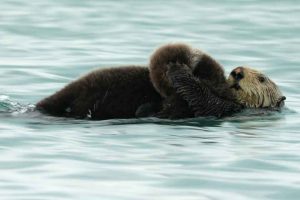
[0,0,299,199]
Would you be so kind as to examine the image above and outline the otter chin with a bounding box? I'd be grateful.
[227,66,286,109]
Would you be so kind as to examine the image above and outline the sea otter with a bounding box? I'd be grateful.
[36,43,285,120]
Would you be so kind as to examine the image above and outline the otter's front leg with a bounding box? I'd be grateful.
[167,63,242,118]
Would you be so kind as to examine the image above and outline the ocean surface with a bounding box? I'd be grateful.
[0,0,299,199]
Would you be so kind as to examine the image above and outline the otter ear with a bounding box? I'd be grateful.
[276,96,286,107]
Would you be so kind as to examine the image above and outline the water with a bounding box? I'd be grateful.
[0,0,300,199]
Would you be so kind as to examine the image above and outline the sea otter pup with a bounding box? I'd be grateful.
[36,66,162,119]
[36,43,285,119]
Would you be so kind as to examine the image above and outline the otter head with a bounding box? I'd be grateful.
[227,66,286,109]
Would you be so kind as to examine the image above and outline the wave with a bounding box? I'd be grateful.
[0,95,35,115]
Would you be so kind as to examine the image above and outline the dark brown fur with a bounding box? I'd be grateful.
[36,66,162,119]
[149,43,233,98]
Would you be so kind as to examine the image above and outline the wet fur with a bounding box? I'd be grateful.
[37,66,162,119]
[227,67,284,108]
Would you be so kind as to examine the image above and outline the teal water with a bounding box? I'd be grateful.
[0,0,300,199]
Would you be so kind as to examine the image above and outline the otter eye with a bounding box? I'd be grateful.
[258,76,266,83]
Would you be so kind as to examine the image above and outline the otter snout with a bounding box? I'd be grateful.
[230,67,244,81]
[276,96,286,108]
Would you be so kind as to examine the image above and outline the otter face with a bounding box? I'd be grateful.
[227,66,286,108]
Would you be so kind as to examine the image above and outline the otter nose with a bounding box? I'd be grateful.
[230,67,244,81]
